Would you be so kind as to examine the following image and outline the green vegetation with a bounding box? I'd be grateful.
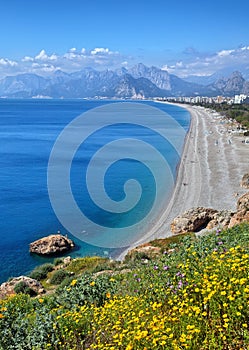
[65,256,110,274]
[29,263,54,281]
[54,258,64,266]
[50,269,70,285]
[1,223,249,349]
[197,103,249,129]
[13,281,37,297]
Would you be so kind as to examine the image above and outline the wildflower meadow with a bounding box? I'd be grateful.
[1,223,249,349]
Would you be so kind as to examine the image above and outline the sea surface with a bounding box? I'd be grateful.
[0,99,190,283]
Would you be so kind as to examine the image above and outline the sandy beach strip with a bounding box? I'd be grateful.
[118,103,249,259]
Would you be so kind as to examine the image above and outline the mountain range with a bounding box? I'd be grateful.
[0,63,248,99]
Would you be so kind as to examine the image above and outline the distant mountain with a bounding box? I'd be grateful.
[127,63,212,96]
[209,71,249,96]
[0,74,49,97]
[185,64,249,86]
[0,64,248,98]
[0,68,168,99]
[184,73,222,86]
[40,70,168,99]
[128,63,171,90]
[113,74,167,98]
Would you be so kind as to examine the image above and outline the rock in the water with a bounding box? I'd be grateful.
[29,234,75,256]
[0,276,45,299]
[171,207,218,234]
[241,173,249,189]
[207,210,234,229]
[229,192,249,227]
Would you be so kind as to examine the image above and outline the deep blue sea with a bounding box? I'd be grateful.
[0,99,190,283]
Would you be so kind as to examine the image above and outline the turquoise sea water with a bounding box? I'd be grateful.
[0,99,190,283]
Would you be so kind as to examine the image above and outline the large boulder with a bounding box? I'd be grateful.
[229,192,249,227]
[236,192,249,212]
[29,234,75,256]
[229,211,249,227]
[0,276,45,299]
[171,207,218,234]
[241,173,249,189]
[207,210,234,229]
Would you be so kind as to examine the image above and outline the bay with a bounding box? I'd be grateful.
[0,99,190,283]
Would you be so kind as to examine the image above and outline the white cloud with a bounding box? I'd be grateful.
[30,62,59,75]
[0,58,19,77]
[16,47,125,75]
[3,44,249,80]
[63,51,78,60]
[1,45,249,79]
[162,46,249,77]
[0,46,127,78]
[58,47,123,70]
[0,48,127,78]
[22,56,34,62]
[35,49,58,61]
[91,47,109,55]
[90,47,119,56]
[40,64,58,72]
[217,49,235,57]
[35,50,48,60]
[0,58,18,67]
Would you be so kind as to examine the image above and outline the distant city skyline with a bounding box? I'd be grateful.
[1,0,249,77]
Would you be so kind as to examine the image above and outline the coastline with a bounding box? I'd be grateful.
[118,103,249,259]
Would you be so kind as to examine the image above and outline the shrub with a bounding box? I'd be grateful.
[125,250,151,263]
[53,257,64,266]
[91,260,119,273]
[58,275,75,289]
[14,281,37,297]
[29,263,54,281]
[56,273,117,308]
[66,256,109,274]
[1,224,249,349]
[50,269,69,285]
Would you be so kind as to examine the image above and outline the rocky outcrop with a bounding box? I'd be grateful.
[130,245,161,256]
[229,192,249,227]
[0,276,45,299]
[237,192,249,212]
[241,174,249,189]
[171,207,218,234]
[29,234,75,256]
[126,244,161,261]
[171,192,249,234]
[229,210,249,227]
[207,210,234,229]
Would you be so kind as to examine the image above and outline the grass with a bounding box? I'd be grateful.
[25,256,118,291]
[0,223,249,349]
[65,256,111,274]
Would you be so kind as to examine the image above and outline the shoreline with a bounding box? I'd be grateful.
[117,103,249,259]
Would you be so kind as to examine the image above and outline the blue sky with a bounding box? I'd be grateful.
[0,0,249,77]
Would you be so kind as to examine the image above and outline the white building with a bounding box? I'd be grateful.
[234,94,247,104]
